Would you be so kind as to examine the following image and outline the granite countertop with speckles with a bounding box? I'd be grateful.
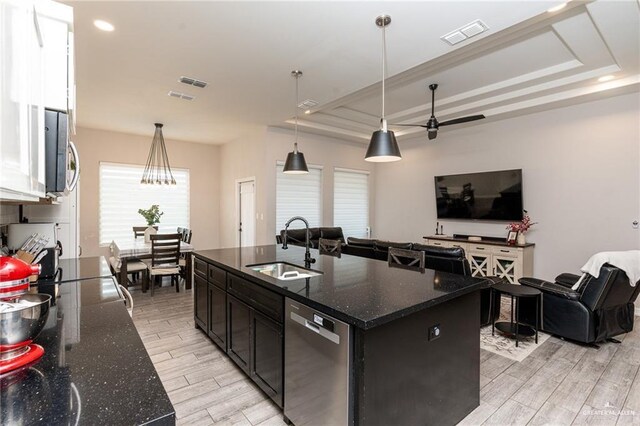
[194,245,490,330]
[0,259,175,425]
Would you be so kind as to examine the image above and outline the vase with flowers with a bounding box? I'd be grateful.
[507,211,537,245]
[138,204,163,242]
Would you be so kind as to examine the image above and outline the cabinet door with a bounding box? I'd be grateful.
[227,295,251,373]
[194,273,208,330]
[208,283,227,350]
[492,255,519,284]
[468,252,491,278]
[252,311,283,407]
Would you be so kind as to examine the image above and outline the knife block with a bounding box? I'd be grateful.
[14,251,37,282]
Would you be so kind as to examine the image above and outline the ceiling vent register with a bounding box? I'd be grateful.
[168,91,195,101]
[441,19,489,46]
[179,76,208,88]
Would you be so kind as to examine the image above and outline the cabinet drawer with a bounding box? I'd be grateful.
[427,240,446,247]
[194,257,208,278]
[492,246,518,256]
[227,274,283,323]
[208,263,226,289]
[469,244,489,252]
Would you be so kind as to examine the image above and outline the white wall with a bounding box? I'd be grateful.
[374,93,640,280]
[218,127,375,248]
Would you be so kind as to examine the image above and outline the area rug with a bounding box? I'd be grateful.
[480,325,550,362]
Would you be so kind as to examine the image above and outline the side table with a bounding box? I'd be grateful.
[492,282,541,347]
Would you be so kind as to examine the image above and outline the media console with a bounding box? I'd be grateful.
[423,235,535,284]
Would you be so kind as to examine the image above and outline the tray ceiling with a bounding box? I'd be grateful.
[67,1,639,145]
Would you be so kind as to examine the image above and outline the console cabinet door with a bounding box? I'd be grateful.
[227,295,251,374]
[194,273,208,330]
[251,310,283,407]
[208,283,227,350]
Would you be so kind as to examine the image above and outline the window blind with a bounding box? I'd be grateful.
[99,162,190,245]
[334,169,369,239]
[276,164,322,232]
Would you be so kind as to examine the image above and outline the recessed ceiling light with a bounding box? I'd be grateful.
[597,75,615,82]
[547,3,567,13]
[93,19,114,32]
[304,110,311,115]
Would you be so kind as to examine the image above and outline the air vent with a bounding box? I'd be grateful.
[168,90,195,101]
[441,20,489,46]
[298,99,318,109]
[179,76,208,88]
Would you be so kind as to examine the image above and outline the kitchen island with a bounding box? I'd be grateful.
[0,257,174,425]
[193,245,490,425]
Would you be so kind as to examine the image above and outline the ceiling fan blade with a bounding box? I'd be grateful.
[439,114,486,127]
[428,131,437,140]
[390,124,428,128]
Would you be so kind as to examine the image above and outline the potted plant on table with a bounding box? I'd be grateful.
[138,205,163,242]
[507,210,537,245]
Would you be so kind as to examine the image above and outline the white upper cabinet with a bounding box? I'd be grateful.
[0,0,73,202]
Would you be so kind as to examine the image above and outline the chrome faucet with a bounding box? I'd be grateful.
[282,216,316,266]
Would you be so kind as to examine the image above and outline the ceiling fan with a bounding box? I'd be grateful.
[393,84,485,140]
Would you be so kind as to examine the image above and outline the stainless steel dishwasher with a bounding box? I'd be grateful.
[284,298,350,426]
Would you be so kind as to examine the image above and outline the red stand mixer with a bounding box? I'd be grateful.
[0,256,51,375]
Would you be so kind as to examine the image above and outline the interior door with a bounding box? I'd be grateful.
[238,180,256,247]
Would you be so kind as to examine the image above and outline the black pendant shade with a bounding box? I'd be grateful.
[365,129,401,162]
[283,143,309,174]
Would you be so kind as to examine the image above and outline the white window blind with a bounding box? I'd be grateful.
[334,168,369,239]
[276,164,322,232]
[99,162,190,245]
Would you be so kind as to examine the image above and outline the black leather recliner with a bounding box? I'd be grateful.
[520,265,640,344]
[412,243,500,326]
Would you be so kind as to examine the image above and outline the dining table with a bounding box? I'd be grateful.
[110,238,194,290]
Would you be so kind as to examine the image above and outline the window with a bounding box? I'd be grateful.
[99,162,190,245]
[334,168,369,239]
[276,163,322,232]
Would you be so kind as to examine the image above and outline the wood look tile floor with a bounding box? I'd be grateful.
[131,285,640,426]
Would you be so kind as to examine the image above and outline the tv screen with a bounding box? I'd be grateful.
[434,169,523,221]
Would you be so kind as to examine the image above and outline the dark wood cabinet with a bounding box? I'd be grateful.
[193,258,284,407]
[227,295,252,374]
[194,273,208,330]
[208,283,226,350]
[252,310,283,407]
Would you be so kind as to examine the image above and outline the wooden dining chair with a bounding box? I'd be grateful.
[178,229,192,280]
[319,238,342,258]
[146,233,182,296]
[388,247,425,272]
[133,226,158,239]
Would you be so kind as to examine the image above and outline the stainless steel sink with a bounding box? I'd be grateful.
[248,262,322,281]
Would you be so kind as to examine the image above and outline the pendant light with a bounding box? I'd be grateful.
[365,15,402,162]
[141,123,177,185]
[283,70,309,174]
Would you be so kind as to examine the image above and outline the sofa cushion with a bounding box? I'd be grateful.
[411,243,466,259]
[320,227,345,242]
[347,237,376,248]
[374,240,412,253]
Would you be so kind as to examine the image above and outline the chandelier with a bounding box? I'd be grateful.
[141,123,176,185]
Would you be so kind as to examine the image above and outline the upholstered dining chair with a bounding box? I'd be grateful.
[388,247,425,272]
[108,242,148,288]
[319,238,342,258]
[146,233,182,296]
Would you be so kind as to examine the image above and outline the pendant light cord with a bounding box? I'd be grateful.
[294,73,299,152]
[381,23,386,120]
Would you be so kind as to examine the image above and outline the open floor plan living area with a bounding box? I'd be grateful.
[1,0,639,425]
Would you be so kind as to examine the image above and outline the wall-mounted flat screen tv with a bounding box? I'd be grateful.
[434,169,523,221]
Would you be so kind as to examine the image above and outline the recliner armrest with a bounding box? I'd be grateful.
[519,277,581,300]
[555,273,582,288]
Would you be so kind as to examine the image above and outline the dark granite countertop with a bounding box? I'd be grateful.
[0,258,174,425]
[36,256,114,284]
[194,245,490,330]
